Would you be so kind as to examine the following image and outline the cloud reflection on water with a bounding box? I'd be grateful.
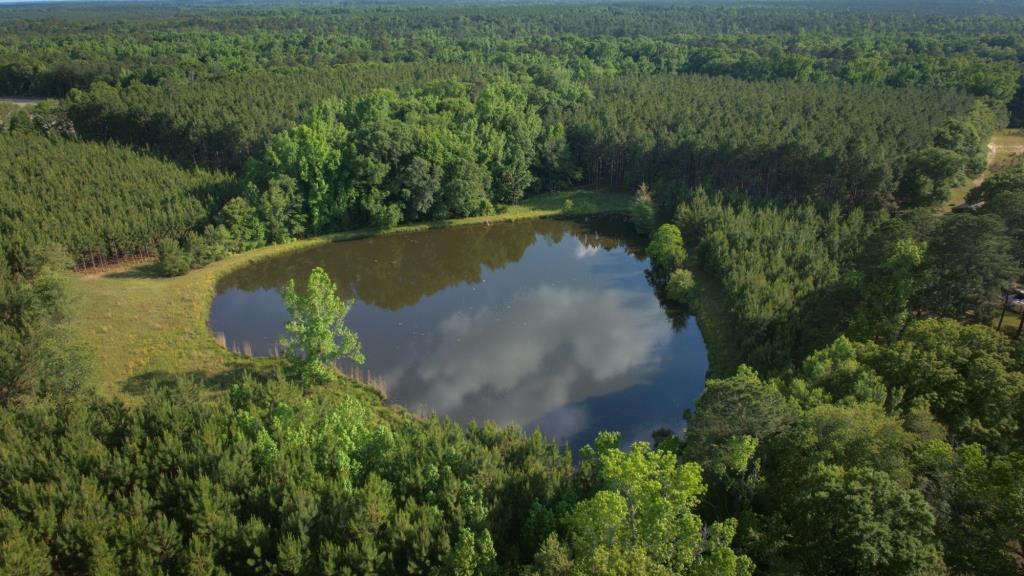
[210,217,707,449]
[393,284,672,438]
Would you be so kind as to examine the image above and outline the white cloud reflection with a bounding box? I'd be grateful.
[574,240,601,259]
[390,284,672,437]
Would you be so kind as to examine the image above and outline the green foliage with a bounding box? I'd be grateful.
[571,75,981,209]
[646,224,686,271]
[794,336,888,406]
[218,196,266,253]
[682,316,1024,575]
[630,182,656,235]
[64,62,490,172]
[860,318,1024,449]
[897,147,965,206]
[666,268,695,304]
[934,115,990,178]
[185,224,232,268]
[783,464,945,576]
[0,375,575,575]
[565,432,753,576]
[679,191,870,370]
[0,132,231,272]
[0,252,92,404]
[944,444,1024,576]
[2,5,1024,575]
[281,267,364,385]
[250,83,544,234]
[156,237,191,277]
[973,163,1024,264]
[246,177,306,245]
[849,234,930,342]
[921,213,1020,323]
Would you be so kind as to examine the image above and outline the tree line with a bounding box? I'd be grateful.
[0,131,231,273]
[2,3,1024,575]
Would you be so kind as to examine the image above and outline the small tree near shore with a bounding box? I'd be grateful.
[281,266,364,385]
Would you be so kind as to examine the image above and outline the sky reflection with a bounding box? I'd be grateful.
[209,218,708,448]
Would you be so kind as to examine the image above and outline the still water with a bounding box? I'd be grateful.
[209,217,707,449]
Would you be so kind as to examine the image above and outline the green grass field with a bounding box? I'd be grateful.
[947,129,1024,209]
[68,190,630,399]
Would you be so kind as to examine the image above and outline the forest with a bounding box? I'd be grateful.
[2,1,1024,575]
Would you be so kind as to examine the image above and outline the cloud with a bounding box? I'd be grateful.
[574,240,601,259]
[391,284,673,434]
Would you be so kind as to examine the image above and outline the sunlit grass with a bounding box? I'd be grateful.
[68,190,630,399]
[947,129,1024,209]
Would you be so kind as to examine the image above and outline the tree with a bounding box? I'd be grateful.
[794,336,887,406]
[974,165,1024,266]
[631,182,656,235]
[849,237,929,343]
[934,118,987,178]
[156,237,191,277]
[944,445,1024,576]
[646,224,686,271]
[260,100,347,234]
[565,432,754,576]
[250,176,306,244]
[861,318,1024,448]
[922,213,1020,323]
[783,464,945,576]
[1,251,92,404]
[219,197,266,253]
[281,267,364,385]
[476,81,542,204]
[897,148,964,207]
[666,269,695,304]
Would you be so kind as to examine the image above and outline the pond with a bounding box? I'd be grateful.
[209,217,708,449]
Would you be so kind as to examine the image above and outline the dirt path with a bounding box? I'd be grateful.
[947,130,1024,209]
[0,97,43,108]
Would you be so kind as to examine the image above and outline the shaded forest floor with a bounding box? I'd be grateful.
[68,189,630,401]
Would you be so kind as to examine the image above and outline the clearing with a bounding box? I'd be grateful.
[0,97,43,107]
[68,190,630,400]
[947,129,1024,208]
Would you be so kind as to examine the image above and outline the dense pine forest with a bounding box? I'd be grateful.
[2,1,1024,575]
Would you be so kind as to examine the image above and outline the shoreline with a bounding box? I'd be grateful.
[68,189,630,399]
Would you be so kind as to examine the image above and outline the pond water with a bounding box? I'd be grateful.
[209,217,708,449]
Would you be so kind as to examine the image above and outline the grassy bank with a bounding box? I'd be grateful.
[68,190,630,399]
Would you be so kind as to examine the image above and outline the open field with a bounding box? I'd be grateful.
[0,97,43,107]
[68,189,630,399]
[947,129,1024,208]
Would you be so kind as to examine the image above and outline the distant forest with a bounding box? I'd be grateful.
[2,2,1024,575]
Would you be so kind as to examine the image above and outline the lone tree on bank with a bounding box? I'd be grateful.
[281,266,364,384]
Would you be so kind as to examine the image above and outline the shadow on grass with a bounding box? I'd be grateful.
[119,361,279,397]
[106,263,165,279]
